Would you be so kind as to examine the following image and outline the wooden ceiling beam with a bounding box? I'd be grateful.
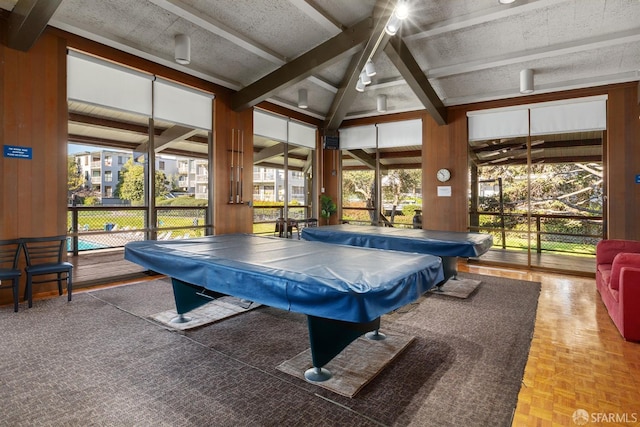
[384,37,447,125]
[7,0,63,51]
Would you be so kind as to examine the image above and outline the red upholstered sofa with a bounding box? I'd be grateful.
[595,239,640,341]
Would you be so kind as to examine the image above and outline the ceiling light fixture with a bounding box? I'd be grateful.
[520,69,534,94]
[174,34,191,65]
[365,60,377,77]
[377,94,388,113]
[360,70,372,86]
[356,1,409,92]
[385,1,409,35]
[498,0,516,4]
[298,88,308,109]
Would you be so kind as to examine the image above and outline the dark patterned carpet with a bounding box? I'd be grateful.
[0,273,540,426]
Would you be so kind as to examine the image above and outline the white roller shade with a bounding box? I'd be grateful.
[377,119,422,148]
[339,125,377,149]
[67,53,152,116]
[530,99,606,135]
[254,110,288,142]
[288,121,316,149]
[153,79,213,130]
[467,109,529,141]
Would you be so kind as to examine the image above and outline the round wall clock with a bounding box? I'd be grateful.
[436,168,451,182]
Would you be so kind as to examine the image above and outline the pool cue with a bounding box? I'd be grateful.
[239,130,244,203]
[230,129,234,203]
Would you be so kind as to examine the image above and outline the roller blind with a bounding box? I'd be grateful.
[288,120,316,149]
[153,79,213,130]
[339,125,377,149]
[377,119,422,148]
[530,99,606,135]
[254,110,288,142]
[67,53,153,116]
[467,109,529,141]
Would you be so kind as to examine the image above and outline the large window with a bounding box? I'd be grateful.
[251,110,316,234]
[467,97,605,273]
[340,120,422,228]
[66,52,213,252]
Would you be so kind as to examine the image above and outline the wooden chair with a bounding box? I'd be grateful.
[22,236,73,308]
[0,239,22,312]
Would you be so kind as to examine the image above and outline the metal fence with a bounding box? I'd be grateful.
[252,205,313,236]
[469,211,603,255]
[67,205,208,255]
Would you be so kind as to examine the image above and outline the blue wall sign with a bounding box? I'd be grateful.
[3,145,32,159]
[636,174,640,184]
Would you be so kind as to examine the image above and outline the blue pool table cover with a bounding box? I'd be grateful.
[302,224,493,258]
[124,234,444,323]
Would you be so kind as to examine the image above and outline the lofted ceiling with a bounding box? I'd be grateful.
[3,0,640,126]
[2,0,638,169]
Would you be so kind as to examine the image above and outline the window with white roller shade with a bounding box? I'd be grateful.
[339,125,377,149]
[254,110,288,142]
[288,120,316,149]
[529,99,606,135]
[467,109,529,141]
[467,96,607,139]
[153,78,213,130]
[377,119,422,148]
[67,53,153,116]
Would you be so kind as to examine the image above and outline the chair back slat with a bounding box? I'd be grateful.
[21,236,66,265]
[0,239,22,269]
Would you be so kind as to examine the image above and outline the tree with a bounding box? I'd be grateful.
[67,156,84,193]
[381,169,421,208]
[115,158,169,204]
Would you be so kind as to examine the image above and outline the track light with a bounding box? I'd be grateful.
[520,69,534,94]
[365,60,376,77]
[395,1,409,19]
[298,88,308,109]
[356,78,366,92]
[377,95,387,113]
[385,15,401,36]
[174,34,191,65]
[360,70,372,85]
[499,0,516,4]
[385,1,409,35]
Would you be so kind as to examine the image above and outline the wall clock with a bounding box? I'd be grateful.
[436,168,451,182]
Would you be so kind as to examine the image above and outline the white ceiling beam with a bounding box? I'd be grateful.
[148,0,286,65]
[405,0,569,42]
[427,28,640,79]
[287,0,342,33]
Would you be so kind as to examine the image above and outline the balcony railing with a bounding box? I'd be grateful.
[252,204,314,235]
[67,205,209,255]
[469,211,603,255]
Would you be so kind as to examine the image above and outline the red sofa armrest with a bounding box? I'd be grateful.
[597,239,640,265]
[611,253,640,290]
[619,266,640,341]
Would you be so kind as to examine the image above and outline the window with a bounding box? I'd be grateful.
[104,171,112,182]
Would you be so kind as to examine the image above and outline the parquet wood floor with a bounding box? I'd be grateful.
[458,263,640,427]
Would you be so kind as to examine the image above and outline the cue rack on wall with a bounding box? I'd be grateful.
[229,128,244,204]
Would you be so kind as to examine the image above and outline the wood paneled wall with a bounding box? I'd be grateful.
[213,93,254,234]
[1,31,68,301]
[1,31,68,241]
[605,85,640,240]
